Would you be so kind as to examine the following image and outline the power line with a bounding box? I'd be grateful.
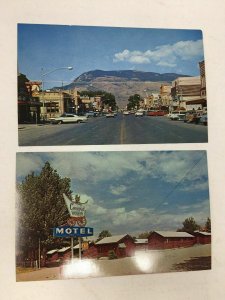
[155,152,206,211]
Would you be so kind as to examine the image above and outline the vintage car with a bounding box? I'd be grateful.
[170,111,186,121]
[105,112,115,118]
[199,114,208,126]
[50,113,88,124]
[135,110,144,117]
[148,110,166,116]
[123,111,130,115]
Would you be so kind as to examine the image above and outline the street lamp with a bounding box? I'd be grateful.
[41,67,73,121]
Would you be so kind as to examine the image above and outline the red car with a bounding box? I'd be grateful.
[148,110,166,116]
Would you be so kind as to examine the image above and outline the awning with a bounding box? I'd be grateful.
[186,99,207,105]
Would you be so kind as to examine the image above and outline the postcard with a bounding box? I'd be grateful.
[18,24,208,146]
[16,151,211,281]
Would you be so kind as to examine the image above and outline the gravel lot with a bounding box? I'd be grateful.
[16,244,211,282]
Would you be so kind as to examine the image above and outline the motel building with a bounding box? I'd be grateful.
[192,231,211,244]
[93,234,135,258]
[148,231,196,250]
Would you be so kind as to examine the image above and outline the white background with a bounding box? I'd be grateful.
[0,0,225,299]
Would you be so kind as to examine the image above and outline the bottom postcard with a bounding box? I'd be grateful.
[16,151,211,281]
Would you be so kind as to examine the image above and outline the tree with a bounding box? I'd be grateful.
[205,217,211,232]
[177,217,200,233]
[97,230,112,241]
[138,231,151,239]
[79,90,117,110]
[17,161,72,257]
[127,94,141,110]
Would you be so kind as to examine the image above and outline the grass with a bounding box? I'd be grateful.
[16,267,37,274]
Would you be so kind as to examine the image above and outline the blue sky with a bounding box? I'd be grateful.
[16,151,210,237]
[18,24,204,89]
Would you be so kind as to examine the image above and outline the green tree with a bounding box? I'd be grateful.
[205,217,211,232]
[97,230,112,242]
[127,94,141,110]
[79,90,117,110]
[138,231,151,239]
[177,217,200,233]
[17,161,72,257]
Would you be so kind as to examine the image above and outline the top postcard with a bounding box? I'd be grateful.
[18,24,208,146]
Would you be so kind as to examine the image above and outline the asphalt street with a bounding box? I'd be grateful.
[18,113,208,146]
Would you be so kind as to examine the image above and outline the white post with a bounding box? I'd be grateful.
[38,237,41,269]
[79,237,82,260]
[71,237,74,260]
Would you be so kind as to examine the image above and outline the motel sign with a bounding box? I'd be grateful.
[53,226,94,238]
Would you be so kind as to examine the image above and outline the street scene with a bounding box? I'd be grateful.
[19,112,208,146]
[16,151,211,281]
[18,25,208,145]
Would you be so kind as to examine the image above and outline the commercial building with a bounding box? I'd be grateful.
[171,76,201,111]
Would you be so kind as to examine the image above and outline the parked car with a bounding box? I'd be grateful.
[105,112,115,118]
[184,111,203,124]
[85,111,96,118]
[123,111,130,115]
[170,111,186,121]
[199,114,208,126]
[148,110,166,116]
[135,110,144,117]
[50,113,88,124]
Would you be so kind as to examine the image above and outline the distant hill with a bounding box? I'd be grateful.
[56,70,190,108]
[72,69,190,83]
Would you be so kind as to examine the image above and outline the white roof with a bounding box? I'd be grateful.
[58,246,71,253]
[47,249,58,255]
[135,239,148,244]
[154,231,194,238]
[96,234,128,245]
[194,231,211,236]
[73,244,80,249]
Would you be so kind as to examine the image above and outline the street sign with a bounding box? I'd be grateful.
[53,226,94,237]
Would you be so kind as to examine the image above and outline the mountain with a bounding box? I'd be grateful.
[73,69,190,83]
[57,70,190,108]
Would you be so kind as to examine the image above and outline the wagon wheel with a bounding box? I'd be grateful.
[67,217,77,226]
[77,217,87,227]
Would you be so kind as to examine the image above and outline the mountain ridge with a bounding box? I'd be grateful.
[56,70,191,107]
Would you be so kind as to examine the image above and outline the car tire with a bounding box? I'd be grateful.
[58,120,63,124]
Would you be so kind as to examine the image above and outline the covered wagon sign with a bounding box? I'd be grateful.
[63,193,88,226]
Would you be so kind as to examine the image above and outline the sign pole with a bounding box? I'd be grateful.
[71,237,74,260]
[79,237,82,260]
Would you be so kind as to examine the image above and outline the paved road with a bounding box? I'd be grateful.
[16,244,211,281]
[18,113,208,146]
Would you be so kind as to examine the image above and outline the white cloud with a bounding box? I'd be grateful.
[83,193,210,236]
[17,151,208,193]
[16,154,43,177]
[110,184,127,195]
[114,198,131,204]
[113,39,203,67]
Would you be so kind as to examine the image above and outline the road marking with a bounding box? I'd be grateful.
[120,118,125,144]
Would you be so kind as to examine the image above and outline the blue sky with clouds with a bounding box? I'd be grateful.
[18,24,204,89]
[16,151,210,236]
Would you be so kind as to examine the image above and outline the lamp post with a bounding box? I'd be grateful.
[41,67,73,121]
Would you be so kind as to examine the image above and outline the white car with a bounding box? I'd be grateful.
[50,113,88,124]
[135,111,144,117]
[170,112,186,121]
[123,111,130,115]
[105,112,115,118]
